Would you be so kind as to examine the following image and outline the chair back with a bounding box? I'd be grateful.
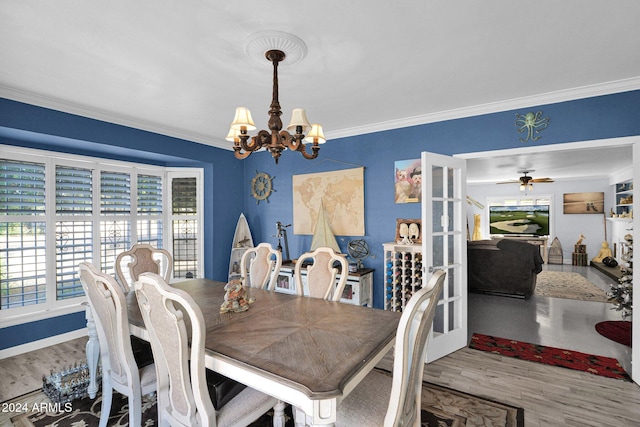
[294,247,348,301]
[78,262,140,389]
[240,243,282,290]
[385,270,446,427]
[135,272,215,427]
[116,243,173,291]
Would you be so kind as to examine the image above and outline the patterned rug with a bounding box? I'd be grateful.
[469,333,631,381]
[595,320,632,347]
[6,375,523,427]
[535,271,609,302]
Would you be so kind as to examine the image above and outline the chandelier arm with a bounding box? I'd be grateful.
[240,135,263,152]
[280,131,319,160]
[233,147,253,160]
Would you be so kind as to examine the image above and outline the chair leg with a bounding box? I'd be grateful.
[128,393,142,427]
[99,380,113,427]
[272,400,286,427]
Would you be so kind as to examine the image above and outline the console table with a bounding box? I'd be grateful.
[275,263,374,307]
[492,236,549,263]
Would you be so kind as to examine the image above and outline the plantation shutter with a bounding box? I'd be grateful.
[0,160,46,215]
[56,166,92,214]
[101,171,131,214]
[138,174,163,214]
[0,159,47,308]
[172,177,197,214]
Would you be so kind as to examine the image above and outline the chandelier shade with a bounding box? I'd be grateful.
[228,40,324,164]
[305,124,326,144]
[230,107,256,131]
[287,108,311,133]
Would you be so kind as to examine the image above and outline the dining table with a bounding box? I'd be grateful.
[85,278,401,426]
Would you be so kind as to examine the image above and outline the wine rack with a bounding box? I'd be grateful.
[383,243,423,312]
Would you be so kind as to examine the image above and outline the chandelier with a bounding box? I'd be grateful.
[226,34,325,164]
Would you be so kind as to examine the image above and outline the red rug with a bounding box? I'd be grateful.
[595,321,632,347]
[469,333,631,381]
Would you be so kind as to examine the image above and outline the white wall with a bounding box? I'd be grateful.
[467,177,614,263]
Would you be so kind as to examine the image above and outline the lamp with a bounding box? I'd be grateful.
[227,47,325,164]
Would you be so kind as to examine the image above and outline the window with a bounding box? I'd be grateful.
[0,147,203,320]
[56,166,93,300]
[0,160,47,309]
[169,175,200,279]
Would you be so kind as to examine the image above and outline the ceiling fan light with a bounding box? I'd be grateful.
[520,183,525,192]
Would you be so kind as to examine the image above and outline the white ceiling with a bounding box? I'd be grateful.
[1,1,639,182]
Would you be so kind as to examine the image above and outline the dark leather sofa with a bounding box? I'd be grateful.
[467,238,544,299]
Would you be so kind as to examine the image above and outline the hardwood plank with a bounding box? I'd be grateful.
[2,334,640,426]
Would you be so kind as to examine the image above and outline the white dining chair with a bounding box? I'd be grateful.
[78,262,157,427]
[135,272,282,427]
[115,243,173,291]
[240,242,282,290]
[294,247,348,301]
[335,270,447,426]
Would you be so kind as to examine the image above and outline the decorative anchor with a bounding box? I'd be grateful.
[274,221,291,262]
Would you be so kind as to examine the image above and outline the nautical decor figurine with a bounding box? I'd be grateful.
[515,111,550,143]
[220,278,253,313]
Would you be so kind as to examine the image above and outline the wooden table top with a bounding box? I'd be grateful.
[127,278,400,399]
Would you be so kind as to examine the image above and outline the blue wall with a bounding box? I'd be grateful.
[239,90,640,309]
[1,90,639,349]
[0,98,244,350]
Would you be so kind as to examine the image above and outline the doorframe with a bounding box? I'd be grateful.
[457,137,639,385]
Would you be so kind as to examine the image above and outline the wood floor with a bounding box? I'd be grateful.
[2,264,639,426]
[2,336,639,426]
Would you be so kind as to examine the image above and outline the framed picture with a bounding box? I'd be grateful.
[563,192,604,214]
[395,218,421,244]
[395,159,421,203]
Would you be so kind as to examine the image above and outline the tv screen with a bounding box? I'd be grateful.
[489,205,550,237]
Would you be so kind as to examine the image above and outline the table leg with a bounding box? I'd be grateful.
[293,402,336,427]
[85,304,100,399]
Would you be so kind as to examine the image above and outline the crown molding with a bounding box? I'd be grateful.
[2,77,639,149]
[325,77,640,140]
[0,85,231,150]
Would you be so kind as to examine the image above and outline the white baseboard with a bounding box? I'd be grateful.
[0,328,88,360]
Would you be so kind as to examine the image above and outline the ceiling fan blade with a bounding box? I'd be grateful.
[531,178,554,183]
[496,180,520,184]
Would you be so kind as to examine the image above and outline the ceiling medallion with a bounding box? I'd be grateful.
[244,31,307,66]
[226,32,325,164]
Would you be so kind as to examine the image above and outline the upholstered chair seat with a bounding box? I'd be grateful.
[335,270,447,427]
[78,262,157,427]
[135,272,281,426]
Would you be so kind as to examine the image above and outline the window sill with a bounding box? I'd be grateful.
[0,299,87,329]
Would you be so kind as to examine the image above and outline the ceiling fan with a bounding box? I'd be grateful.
[497,170,554,191]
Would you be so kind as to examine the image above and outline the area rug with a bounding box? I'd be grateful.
[595,320,632,347]
[469,333,631,381]
[535,271,609,302]
[7,377,524,427]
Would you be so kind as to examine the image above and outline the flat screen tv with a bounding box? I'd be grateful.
[489,205,550,237]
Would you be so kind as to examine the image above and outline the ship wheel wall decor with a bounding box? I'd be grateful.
[251,171,275,204]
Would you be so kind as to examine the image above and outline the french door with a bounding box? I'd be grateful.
[421,152,468,362]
